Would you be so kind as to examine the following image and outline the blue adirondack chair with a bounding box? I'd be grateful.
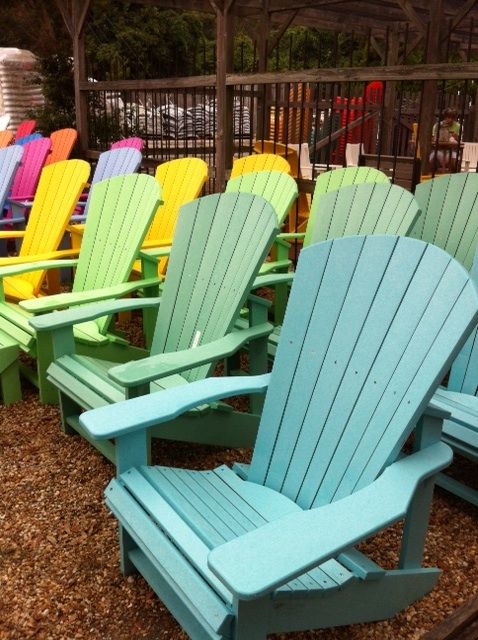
[79,235,478,640]
[431,248,478,506]
[15,133,43,146]
[69,147,143,223]
[0,146,23,215]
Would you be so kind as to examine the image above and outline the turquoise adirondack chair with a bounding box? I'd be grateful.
[0,173,161,403]
[29,191,278,455]
[70,147,142,223]
[259,181,421,331]
[225,171,298,227]
[429,247,478,506]
[411,173,478,270]
[79,235,478,640]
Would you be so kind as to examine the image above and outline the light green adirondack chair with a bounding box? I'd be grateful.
[303,166,390,247]
[78,235,478,640]
[260,180,421,330]
[260,166,390,322]
[225,171,298,227]
[29,192,278,461]
[0,173,161,403]
[411,172,478,269]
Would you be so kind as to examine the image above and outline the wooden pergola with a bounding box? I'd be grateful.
[55,0,478,187]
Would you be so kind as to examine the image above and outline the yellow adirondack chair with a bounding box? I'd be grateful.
[0,159,90,301]
[137,157,208,276]
[230,153,291,178]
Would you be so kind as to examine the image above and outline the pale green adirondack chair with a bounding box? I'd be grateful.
[0,173,161,403]
[79,235,478,640]
[261,180,421,331]
[303,166,390,246]
[225,170,298,227]
[411,172,478,270]
[30,192,278,460]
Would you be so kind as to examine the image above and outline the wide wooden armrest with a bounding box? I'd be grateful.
[208,442,452,599]
[0,230,26,240]
[30,296,162,331]
[21,276,161,314]
[252,273,294,289]
[258,260,292,276]
[431,388,477,428]
[140,238,173,250]
[67,223,86,235]
[0,257,78,278]
[7,196,34,206]
[277,232,306,242]
[424,398,452,420]
[109,323,273,387]
[139,246,172,260]
[79,373,271,440]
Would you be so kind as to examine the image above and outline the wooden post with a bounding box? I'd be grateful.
[72,0,91,156]
[256,1,270,141]
[381,28,399,154]
[211,0,235,191]
[418,1,444,174]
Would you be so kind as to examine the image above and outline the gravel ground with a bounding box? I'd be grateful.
[1,382,478,640]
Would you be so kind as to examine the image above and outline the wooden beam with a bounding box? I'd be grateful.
[54,0,73,36]
[72,0,91,155]
[450,0,478,32]
[370,35,385,62]
[396,0,426,32]
[268,10,298,55]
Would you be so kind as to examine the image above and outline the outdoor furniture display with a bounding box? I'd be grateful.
[411,173,478,270]
[230,153,291,178]
[78,234,478,640]
[111,137,144,151]
[33,191,277,458]
[69,147,143,226]
[44,127,78,166]
[0,173,160,404]
[14,119,36,142]
[461,142,478,172]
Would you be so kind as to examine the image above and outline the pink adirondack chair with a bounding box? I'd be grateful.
[111,137,144,151]
[14,120,36,142]
[4,137,52,226]
[44,128,78,166]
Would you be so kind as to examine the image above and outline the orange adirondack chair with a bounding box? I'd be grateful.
[0,132,13,149]
[44,128,78,166]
